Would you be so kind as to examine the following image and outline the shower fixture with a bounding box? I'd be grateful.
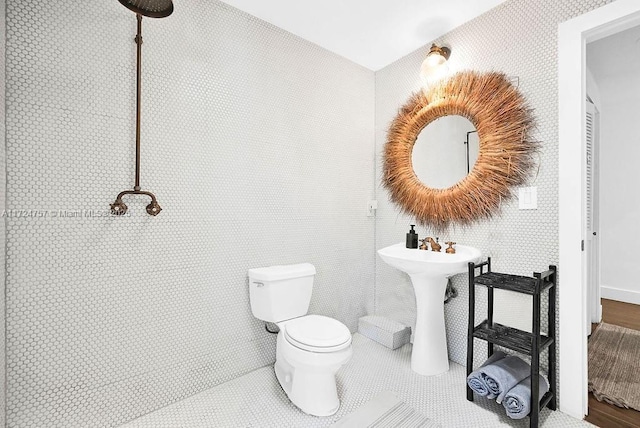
[111,0,174,216]
[117,0,173,18]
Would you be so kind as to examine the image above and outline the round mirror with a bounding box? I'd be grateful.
[383,71,538,231]
[411,115,478,189]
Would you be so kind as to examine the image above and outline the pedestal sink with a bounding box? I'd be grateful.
[378,243,481,376]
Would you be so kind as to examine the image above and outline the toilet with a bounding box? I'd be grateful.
[248,263,352,417]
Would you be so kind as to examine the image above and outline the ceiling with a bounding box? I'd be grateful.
[218,0,509,71]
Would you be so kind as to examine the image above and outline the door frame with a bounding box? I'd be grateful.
[585,100,601,331]
[558,0,640,419]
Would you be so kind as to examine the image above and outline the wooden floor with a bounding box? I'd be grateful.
[585,299,640,428]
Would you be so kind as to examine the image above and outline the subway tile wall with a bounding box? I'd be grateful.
[374,0,613,404]
[4,0,375,425]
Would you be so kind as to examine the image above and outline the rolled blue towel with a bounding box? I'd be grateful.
[502,375,549,419]
[466,351,507,397]
[479,355,531,403]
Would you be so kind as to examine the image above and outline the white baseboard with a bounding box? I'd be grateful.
[601,285,640,305]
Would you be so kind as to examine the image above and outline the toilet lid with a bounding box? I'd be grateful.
[284,315,352,353]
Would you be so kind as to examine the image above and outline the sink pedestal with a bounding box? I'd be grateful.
[410,274,449,376]
[377,243,480,377]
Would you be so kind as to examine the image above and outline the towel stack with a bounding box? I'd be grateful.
[466,352,549,419]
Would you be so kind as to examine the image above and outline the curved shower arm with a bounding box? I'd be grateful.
[116,189,158,204]
[111,189,162,216]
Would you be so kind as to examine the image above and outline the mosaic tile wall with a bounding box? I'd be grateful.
[374,0,614,404]
[1,1,7,426]
[3,0,375,426]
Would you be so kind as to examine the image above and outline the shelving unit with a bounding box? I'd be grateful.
[466,258,557,428]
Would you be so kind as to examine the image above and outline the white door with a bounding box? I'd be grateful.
[585,99,601,335]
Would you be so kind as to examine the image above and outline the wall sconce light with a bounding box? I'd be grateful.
[420,44,451,89]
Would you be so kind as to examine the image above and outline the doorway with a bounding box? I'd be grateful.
[587,26,640,310]
[584,23,640,427]
[558,0,640,420]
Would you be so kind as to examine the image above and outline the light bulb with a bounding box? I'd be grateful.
[420,44,451,90]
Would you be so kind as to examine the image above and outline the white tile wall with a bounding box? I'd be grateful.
[374,0,615,407]
[4,0,374,426]
[1,0,7,425]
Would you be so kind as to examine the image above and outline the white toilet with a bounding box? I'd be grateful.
[248,263,352,417]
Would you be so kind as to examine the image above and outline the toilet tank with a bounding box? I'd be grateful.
[248,263,316,323]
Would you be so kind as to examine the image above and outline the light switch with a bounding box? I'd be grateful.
[518,187,537,210]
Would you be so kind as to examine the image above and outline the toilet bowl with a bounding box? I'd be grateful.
[247,264,353,416]
[275,315,352,416]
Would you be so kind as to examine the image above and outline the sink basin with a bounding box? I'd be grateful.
[378,243,481,376]
[378,243,482,277]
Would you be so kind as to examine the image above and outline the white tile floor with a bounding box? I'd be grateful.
[122,333,593,428]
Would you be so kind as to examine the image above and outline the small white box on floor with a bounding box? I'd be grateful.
[358,315,411,350]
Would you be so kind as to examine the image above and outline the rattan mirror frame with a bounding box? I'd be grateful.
[382,71,538,231]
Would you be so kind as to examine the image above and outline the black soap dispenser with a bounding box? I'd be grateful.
[406,225,419,249]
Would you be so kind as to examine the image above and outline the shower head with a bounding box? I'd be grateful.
[117,0,173,18]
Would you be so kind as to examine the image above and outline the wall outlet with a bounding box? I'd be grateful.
[367,200,378,217]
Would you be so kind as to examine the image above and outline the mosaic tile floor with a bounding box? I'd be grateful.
[122,333,593,428]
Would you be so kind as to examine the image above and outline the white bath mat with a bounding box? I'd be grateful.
[331,391,440,428]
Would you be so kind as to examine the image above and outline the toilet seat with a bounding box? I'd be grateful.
[283,315,351,353]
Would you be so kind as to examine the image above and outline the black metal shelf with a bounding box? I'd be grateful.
[474,272,554,295]
[472,320,554,356]
[539,391,554,412]
[466,258,557,428]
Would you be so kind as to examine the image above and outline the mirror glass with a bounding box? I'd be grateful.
[411,115,478,189]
